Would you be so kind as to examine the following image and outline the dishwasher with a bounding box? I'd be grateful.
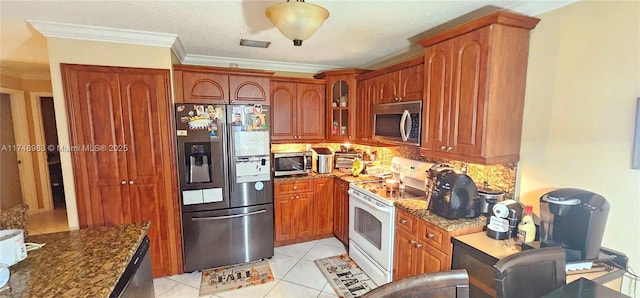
[111,236,154,298]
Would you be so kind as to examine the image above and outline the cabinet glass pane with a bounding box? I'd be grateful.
[332,110,340,135]
[332,80,349,108]
[341,109,349,135]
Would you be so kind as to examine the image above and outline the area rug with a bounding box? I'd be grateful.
[314,254,378,298]
[199,260,274,296]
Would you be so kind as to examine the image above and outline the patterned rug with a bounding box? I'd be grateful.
[314,254,378,298]
[199,260,274,296]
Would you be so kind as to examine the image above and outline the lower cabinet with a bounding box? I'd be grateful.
[333,177,349,246]
[393,208,482,280]
[274,177,334,246]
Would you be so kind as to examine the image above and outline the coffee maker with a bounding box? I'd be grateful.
[539,188,610,262]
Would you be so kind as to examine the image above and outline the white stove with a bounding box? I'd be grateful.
[348,157,432,285]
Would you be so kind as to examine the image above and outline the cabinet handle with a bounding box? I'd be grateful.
[400,219,408,224]
[427,233,435,239]
[290,196,294,200]
[409,240,416,245]
[414,243,423,248]
[293,185,297,190]
[121,180,126,185]
[129,180,134,185]
[295,195,299,199]
[447,147,453,152]
[440,146,447,151]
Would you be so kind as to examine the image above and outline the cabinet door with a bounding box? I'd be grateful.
[415,241,450,274]
[333,178,348,244]
[422,41,452,151]
[355,79,372,142]
[400,64,424,101]
[295,192,315,238]
[120,71,176,277]
[297,83,326,141]
[63,67,129,226]
[180,71,229,103]
[393,228,415,281]
[448,27,489,156]
[313,178,334,236]
[376,71,400,103]
[270,81,297,141]
[230,75,270,104]
[274,194,296,242]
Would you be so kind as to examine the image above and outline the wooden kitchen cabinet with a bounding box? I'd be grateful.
[313,177,334,236]
[271,78,326,142]
[354,78,374,142]
[315,69,367,142]
[420,11,540,164]
[356,56,423,104]
[274,177,334,246]
[274,179,314,244]
[61,64,182,277]
[393,208,483,281]
[174,65,273,104]
[332,177,350,246]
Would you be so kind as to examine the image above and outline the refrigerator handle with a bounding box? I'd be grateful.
[191,209,267,221]
[221,122,230,194]
[227,123,236,193]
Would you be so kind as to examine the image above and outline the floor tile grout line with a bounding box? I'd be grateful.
[154,277,180,297]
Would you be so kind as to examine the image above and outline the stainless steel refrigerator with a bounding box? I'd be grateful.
[175,103,273,272]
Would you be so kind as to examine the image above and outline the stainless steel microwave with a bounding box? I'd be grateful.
[372,101,422,146]
[273,151,312,176]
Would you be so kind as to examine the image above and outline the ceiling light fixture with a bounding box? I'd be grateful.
[265,0,329,46]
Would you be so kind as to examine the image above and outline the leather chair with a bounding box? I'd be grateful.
[361,269,470,298]
[493,247,566,298]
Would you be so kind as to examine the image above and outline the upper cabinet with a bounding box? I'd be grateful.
[358,57,424,104]
[355,78,374,142]
[174,65,273,104]
[420,11,540,164]
[315,69,367,142]
[271,78,326,142]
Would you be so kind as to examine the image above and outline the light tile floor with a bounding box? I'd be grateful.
[154,237,347,298]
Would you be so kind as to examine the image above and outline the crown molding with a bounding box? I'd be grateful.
[171,37,187,62]
[27,20,178,48]
[358,44,424,70]
[180,54,344,74]
[0,67,51,81]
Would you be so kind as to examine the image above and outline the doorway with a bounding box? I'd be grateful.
[0,93,24,210]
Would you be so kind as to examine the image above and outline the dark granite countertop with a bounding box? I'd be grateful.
[2,221,150,298]
[395,198,486,232]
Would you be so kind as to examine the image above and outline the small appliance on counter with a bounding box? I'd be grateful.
[0,229,27,267]
[334,151,363,169]
[426,167,482,219]
[312,147,333,174]
[477,181,506,215]
[273,151,312,176]
[539,188,609,262]
[486,199,524,240]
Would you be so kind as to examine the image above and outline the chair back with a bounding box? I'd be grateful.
[361,269,470,298]
[493,247,566,298]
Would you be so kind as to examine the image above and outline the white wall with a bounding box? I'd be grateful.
[518,1,640,295]
[46,38,173,229]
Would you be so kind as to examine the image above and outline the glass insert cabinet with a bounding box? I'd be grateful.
[314,69,367,141]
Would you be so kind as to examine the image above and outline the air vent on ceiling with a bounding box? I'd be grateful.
[240,39,271,48]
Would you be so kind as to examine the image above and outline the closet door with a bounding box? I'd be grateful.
[62,64,182,277]
[63,66,129,226]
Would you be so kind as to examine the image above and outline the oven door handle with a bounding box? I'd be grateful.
[349,190,389,212]
[400,109,410,142]
[191,209,266,221]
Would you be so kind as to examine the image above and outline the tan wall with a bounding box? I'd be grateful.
[518,1,640,295]
[46,38,173,229]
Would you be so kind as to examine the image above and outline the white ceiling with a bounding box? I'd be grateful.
[0,0,578,76]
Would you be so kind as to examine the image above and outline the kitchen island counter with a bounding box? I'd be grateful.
[3,221,150,298]
[395,198,486,232]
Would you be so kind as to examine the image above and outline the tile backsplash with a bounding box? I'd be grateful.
[272,143,517,200]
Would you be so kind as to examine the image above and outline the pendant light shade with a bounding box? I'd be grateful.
[265,0,329,46]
